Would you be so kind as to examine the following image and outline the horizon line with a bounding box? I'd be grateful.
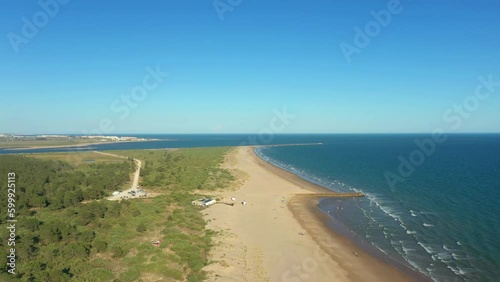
[3,132,500,135]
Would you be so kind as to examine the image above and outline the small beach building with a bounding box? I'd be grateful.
[191,198,217,207]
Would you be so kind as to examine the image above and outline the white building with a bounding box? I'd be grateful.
[191,198,216,207]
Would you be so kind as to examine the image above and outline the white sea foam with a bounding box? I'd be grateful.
[351,187,362,194]
[446,265,467,276]
[377,202,404,223]
[390,240,401,247]
[452,252,469,261]
[382,230,390,239]
[418,242,435,256]
[373,244,389,256]
[406,258,425,274]
[406,230,417,235]
[436,252,453,261]
[402,245,417,254]
[423,223,434,227]
[425,267,440,282]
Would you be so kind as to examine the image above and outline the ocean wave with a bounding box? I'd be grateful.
[390,240,401,248]
[446,265,468,276]
[410,210,419,217]
[423,223,434,227]
[402,245,418,253]
[366,195,404,224]
[406,259,425,274]
[418,242,436,256]
[452,252,469,261]
[436,252,453,261]
[392,241,431,277]
[255,151,353,194]
[372,243,390,256]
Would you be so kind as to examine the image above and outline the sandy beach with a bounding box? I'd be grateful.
[203,146,420,282]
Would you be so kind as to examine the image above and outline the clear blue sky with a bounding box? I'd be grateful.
[1,0,499,134]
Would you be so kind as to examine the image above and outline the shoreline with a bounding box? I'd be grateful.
[203,146,424,281]
[250,147,430,281]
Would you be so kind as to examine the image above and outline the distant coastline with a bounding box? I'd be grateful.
[2,140,159,150]
[0,134,160,150]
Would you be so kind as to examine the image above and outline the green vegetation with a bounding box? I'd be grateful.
[117,147,234,191]
[0,155,133,211]
[0,147,234,281]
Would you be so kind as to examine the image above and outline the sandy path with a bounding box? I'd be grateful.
[92,151,144,200]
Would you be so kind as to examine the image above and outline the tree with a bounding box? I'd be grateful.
[63,242,89,259]
[63,191,79,207]
[78,230,95,244]
[22,218,41,232]
[40,223,61,244]
[77,208,95,226]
